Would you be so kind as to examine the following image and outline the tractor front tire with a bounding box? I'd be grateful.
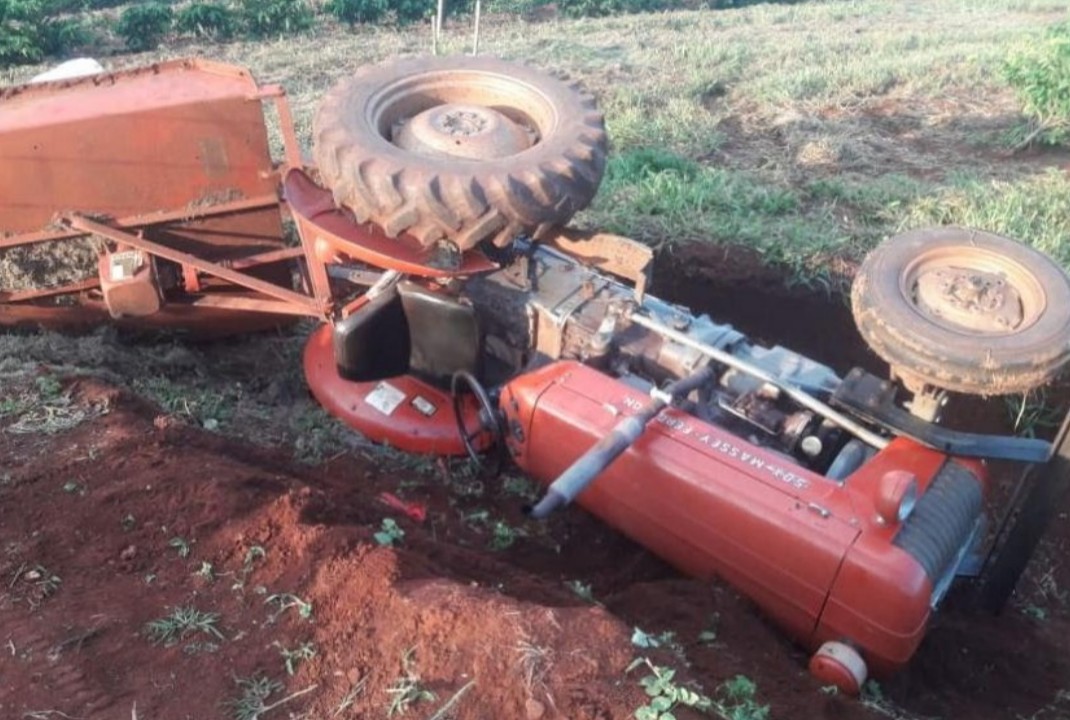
[312,55,607,252]
[851,227,1070,395]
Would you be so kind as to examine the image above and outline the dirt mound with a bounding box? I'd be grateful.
[0,378,744,719]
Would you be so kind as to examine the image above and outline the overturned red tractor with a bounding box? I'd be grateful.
[3,56,1070,695]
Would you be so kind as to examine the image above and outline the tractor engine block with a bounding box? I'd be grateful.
[462,245,847,474]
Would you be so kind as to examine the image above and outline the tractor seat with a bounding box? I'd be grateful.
[332,280,481,388]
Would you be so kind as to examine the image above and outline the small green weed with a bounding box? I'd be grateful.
[386,647,436,717]
[35,375,61,398]
[501,474,541,501]
[631,627,677,650]
[718,675,769,720]
[227,675,283,720]
[446,457,484,497]
[244,546,267,565]
[566,579,596,603]
[628,659,769,720]
[265,592,313,622]
[232,546,267,592]
[1006,390,1063,439]
[488,521,526,551]
[145,606,225,646]
[133,376,237,431]
[169,536,192,558]
[627,657,713,720]
[374,518,405,547]
[1023,604,1048,621]
[115,2,174,51]
[274,640,316,675]
[193,561,216,582]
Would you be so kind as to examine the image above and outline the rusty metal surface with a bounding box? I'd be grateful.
[67,216,322,316]
[284,169,497,278]
[545,230,653,299]
[2,59,278,232]
[0,59,312,334]
[0,297,293,337]
[97,250,164,318]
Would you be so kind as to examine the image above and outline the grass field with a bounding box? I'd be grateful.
[5,0,1070,286]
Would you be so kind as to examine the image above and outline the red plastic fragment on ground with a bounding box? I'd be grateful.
[378,491,427,522]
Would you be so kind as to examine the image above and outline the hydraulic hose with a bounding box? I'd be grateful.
[527,365,715,519]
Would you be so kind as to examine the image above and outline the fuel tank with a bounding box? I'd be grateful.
[502,360,986,674]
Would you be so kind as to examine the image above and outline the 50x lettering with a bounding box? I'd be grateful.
[620,395,810,490]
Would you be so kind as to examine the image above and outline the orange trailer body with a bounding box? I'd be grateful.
[0,60,295,333]
[0,59,281,248]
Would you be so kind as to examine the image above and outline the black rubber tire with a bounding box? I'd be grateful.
[851,227,1070,395]
[312,55,607,251]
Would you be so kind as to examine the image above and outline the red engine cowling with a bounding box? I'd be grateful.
[501,360,986,679]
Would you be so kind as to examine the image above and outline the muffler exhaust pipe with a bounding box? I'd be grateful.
[527,365,715,519]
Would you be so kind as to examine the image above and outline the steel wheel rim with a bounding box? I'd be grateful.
[899,246,1048,337]
[368,70,553,161]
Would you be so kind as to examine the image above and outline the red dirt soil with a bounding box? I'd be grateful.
[2,260,1070,719]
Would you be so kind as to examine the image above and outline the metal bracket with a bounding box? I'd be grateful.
[831,368,1052,463]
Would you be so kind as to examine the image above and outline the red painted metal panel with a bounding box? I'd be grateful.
[303,324,485,455]
[502,361,974,671]
[504,360,859,644]
[0,59,282,261]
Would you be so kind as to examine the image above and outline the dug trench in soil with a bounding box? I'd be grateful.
[0,245,1067,720]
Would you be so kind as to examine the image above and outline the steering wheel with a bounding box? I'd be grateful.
[450,370,505,476]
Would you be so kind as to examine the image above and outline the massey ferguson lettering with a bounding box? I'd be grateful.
[621,395,809,490]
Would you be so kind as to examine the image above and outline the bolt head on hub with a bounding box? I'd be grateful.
[915,266,1023,334]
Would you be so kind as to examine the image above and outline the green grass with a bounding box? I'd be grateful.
[227,675,283,720]
[898,169,1070,266]
[583,148,848,282]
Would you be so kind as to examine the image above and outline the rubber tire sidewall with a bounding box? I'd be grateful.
[312,55,607,250]
[851,226,1070,395]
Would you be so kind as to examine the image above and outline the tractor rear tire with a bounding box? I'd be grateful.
[312,55,607,252]
[851,227,1070,395]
